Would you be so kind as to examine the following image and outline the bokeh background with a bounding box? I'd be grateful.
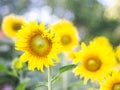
[0,0,120,90]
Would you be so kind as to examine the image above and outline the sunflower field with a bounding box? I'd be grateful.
[1,0,120,90]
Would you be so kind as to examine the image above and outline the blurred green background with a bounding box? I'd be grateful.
[0,0,120,90]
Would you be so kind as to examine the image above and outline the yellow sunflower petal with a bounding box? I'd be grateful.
[2,14,25,38]
[39,22,45,30]
[20,52,29,62]
[73,36,117,84]
[51,19,80,52]
[15,21,60,72]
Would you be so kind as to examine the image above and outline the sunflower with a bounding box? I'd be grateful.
[116,45,120,62]
[100,71,120,90]
[73,36,117,84]
[2,14,25,38]
[51,19,79,52]
[15,21,60,72]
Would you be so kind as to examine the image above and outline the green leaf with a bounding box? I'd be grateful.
[59,64,77,73]
[0,63,18,77]
[51,64,77,84]
[7,71,18,77]
[34,82,47,90]
[51,73,61,84]
[0,63,8,72]
[16,82,27,90]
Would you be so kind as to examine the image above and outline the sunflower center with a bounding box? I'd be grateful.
[84,58,101,72]
[112,83,120,90]
[30,35,52,56]
[13,23,21,30]
[61,35,71,45]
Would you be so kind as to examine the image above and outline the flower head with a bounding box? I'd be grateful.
[15,21,60,72]
[2,14,25,38]
[73,36,117,84]
[51,19,80,52]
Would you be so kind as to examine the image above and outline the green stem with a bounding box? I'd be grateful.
[48,67,52,90]
[62,55,68,90]
[19,70,23,83]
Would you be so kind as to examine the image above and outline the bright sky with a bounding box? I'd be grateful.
[97,0,116,7]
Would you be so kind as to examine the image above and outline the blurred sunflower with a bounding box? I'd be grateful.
[116,45,120,62]
[2,14,25,38]
[51,19,80,52]
[15,21,60,71]
[73,36,117,84]
[100,71,120,90]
